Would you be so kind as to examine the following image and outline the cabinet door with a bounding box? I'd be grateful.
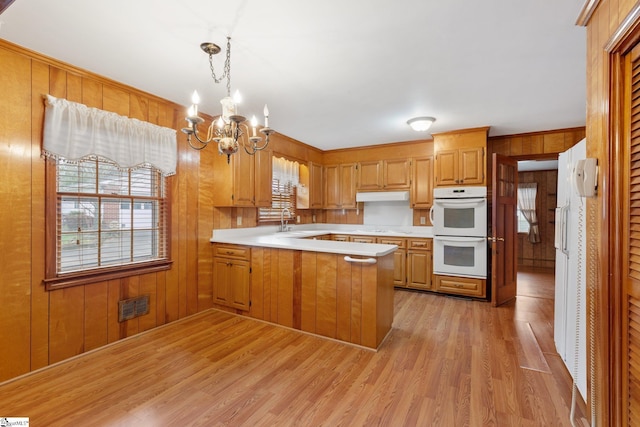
[383,158,411,189]
[213,257,251,311]
[228,260,251,310]
[254,149,272,207]
[434,149,458,187]
[357,160,383,190]
[324,164,340,208]
[393,249,407,287]
[407,250,432,290]
[459,147,484,185]
[213,257,231,305]
[309,162,324,208]
[233,149,256,206]
[339,163,357,208]
[377,237,407,287]
[411,156,433,208]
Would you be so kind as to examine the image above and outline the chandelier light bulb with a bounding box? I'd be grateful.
[251,115,257,137]
[264,104,269,127]
[191,90,200,105]
[233,89,242,104]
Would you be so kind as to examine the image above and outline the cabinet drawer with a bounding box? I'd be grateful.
[213,244,251,260]
[350,236,377,243]
[407,238,432,250]
[331,234,350,242]
[434,275,485,298]
[377,237,406,249]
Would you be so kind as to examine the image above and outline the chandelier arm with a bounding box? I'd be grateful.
[189,125,217,145]
[187,135,210,150]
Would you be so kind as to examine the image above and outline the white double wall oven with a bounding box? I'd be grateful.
[431,186,488,279]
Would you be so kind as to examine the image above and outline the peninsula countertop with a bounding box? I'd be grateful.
[210,224,433,257]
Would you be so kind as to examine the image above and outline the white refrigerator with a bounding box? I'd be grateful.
[554,138,587,400]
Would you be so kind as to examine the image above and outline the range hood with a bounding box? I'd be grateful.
[356,191,410,202]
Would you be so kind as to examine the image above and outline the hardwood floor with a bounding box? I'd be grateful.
[0,270,586,426]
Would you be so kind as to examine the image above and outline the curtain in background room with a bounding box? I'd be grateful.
[517,182,541,243]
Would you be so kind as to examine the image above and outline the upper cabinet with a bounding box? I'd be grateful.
[357,160,383,191]
[212,148,272,207]
[325,163,357,209]
[357,158,411,191]
[411,156,433,209]
[433,127,489,187]
[298,161,323,210]
[309,161,324,209]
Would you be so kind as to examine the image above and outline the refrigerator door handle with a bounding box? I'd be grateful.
[561,205,570,256]
[554,205,570,255]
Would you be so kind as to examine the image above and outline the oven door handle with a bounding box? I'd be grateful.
[434,236,486,244]
[433,199,486,209]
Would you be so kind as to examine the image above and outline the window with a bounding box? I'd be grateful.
[46,158,170,288]
[42,95,176,289]
[258,157,299,223]
[517,209,530,233]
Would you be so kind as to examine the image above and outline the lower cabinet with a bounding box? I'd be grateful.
[406,238,433,290]
[377,237,407,288]
[212,244,251,311]
[434,274,486,298]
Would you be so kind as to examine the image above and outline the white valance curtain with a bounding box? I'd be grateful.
[517,182,541,243]
[43,95,177,176]
[272,156,299,186]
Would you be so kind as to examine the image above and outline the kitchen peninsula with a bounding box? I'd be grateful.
[210,225,432,349]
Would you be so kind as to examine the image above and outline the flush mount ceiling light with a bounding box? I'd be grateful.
[182,37,274,163]
[407,116,436,132]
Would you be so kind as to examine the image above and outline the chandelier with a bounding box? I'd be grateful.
[182,37,273,163]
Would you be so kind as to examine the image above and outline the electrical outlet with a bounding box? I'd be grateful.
[297,215,301,223]
[237,216,242,226]
[420,216,426,225]
[312,215,316,223]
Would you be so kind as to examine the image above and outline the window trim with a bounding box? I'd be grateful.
[44,159,172,291]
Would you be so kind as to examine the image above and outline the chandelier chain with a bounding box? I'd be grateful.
[208,37,232,97]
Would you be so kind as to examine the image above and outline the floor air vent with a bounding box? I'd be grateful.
[118,295,150,322]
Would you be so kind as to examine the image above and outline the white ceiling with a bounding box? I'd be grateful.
[0,0,587,151]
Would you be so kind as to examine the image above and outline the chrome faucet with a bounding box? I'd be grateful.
[280,208,292,232]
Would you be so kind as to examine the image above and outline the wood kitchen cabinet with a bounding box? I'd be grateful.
[357,160,383,190]
[383,158,411,189]
[406,238,433,290]
[434,147,484,186]
[377,237,407,287]
[249,248,394,349]
[331,234,350,242]
[434,274,486,298]
[411,156,433,208]
[211,147,272,207]
[350,235,377,243]
[309,161,324,208]
[433,127,489,188]
[212,244,251,311]
[357,159,411,191]
[324,163,356,208]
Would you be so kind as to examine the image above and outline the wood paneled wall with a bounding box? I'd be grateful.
[0,40,202,382]
[0,39,327,383]
[488,127,585,157]
[581,1,638,425]
[517,170,558,268]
